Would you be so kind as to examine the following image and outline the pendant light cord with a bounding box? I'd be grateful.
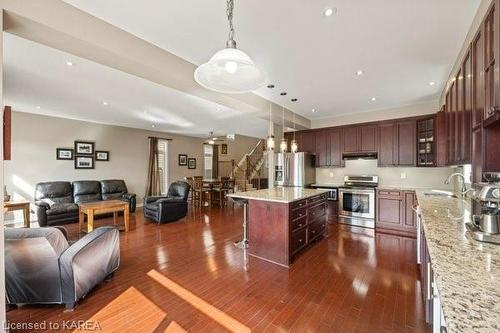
[226,0,235,44]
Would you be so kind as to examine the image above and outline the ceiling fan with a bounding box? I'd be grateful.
[204,131,226,145]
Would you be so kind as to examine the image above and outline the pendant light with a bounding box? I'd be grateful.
[194,0,267,94]
[280,92,288,153]
[266,85,275,150]
[290,98,298,153]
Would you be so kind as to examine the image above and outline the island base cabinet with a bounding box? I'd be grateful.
[247,193,328,267]
[248,200,289,266]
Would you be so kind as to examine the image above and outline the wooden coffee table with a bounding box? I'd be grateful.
[4,201,31,228]
[79,200,130,233]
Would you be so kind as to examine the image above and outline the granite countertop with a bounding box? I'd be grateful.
[227,187,328,203]
[415,190,500,333]
[378,185,453,191]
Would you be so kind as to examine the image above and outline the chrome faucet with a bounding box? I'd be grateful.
[444,173,468,194]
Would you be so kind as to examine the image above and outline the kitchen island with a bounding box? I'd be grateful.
[228,187,328,267]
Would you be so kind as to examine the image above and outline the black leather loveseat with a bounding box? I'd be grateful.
[143,181,190,224]
[35,180,136,227]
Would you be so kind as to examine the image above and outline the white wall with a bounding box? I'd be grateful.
[0,12,6,331]
[316,159,453,189]
[5,112,260,213]
[310,101,439,129]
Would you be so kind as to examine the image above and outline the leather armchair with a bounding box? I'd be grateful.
[5,226,120,310]
[100,179,136,212]
[143,181,191,224]
[35,182,79,227]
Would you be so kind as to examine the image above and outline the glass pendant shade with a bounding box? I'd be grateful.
[280,138,288,153]
[267,135,275,150]
[195,48,267,94]
[291,139,298,153]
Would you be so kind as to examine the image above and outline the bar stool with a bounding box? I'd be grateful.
[231,197,249,249]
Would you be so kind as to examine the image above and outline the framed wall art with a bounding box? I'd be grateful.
[188,158,196,170]
[95,151,109,161]
[74,141,95,155]
[56,148,74,160]
[178,154,188,166]
[75,156,94,169]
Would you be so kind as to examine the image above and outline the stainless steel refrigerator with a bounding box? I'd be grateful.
[274,152,316,187]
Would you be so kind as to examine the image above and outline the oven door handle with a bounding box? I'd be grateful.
[339,189,374,195]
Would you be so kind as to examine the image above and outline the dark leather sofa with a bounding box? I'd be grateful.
[143,181,190,224]
[5,226,120,310]
[35,180,136,227]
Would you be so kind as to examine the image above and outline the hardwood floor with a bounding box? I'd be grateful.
[6,205,429,332]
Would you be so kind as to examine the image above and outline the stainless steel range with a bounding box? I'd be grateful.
[338,175,378,228]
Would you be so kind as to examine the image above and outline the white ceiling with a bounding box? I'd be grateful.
[3,33,269,138]
[64,0,480,119]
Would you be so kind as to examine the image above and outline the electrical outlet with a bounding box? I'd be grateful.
[400,172,407,179]
[329,172,334,178]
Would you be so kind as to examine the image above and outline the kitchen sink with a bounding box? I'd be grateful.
[424,190,458,198]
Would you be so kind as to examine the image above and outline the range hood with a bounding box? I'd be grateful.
[342,152,378,160]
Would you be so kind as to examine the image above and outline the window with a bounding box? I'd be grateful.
[157,140,169,195]
[204,144,213,179]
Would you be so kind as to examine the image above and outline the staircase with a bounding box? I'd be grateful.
[232,140,266,192]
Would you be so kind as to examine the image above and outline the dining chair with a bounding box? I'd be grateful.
[192,176,204,207]
[211,181,228,207]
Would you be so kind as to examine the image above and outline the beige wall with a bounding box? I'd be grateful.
[316,159,453,189]
[5,112,203,203]
[218,135,260,164]
[5,112,259,208]
[310,101,439,129]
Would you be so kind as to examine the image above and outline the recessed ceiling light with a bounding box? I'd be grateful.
[66,61,73,66]
[36,106,41,109]
[356,70,364,76]
[429,81,436,86]
[324,7,336,17]
[102,101,108,106]
[371,97,377,101]
[312,108,316,113]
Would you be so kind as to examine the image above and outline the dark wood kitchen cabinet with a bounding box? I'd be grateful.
[360,125,378,152]
[328,128,343,167]
[376,189,417,237]
[342,125,377,154]
[301,131,316,154]
[315,130,328,166]
[378,122,397,166]
[377,120,416,167]
[397,120,417,166]
[342,126,359,153]
[472,28,484,130]
[483,1,500,125]
[462,49,473,164]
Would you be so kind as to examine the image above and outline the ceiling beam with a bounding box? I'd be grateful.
[1,0,310,130]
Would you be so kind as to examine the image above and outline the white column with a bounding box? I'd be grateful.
[0,9,6,332]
